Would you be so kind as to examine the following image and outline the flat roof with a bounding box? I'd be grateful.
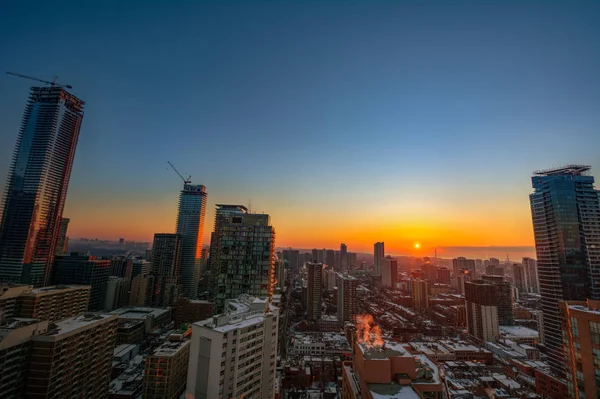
[28,285,91,295]
[499,325,539,338]
[110,307,170,319]
[37,313,117,340]
[369,383,421,399]
[359,341,410,359]
[152,339,190,357]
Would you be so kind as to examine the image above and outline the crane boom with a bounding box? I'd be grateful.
[167,161,191,185]
[6,71,73,89]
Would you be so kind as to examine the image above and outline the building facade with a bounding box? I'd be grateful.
[20,285,91,323]
[208,205,275,314]
[529,165,600,376]
[55,218,69,256]
[0,87,85,287]
[186,295,279,399]
[373,242,384,276]
[482,275,514,326]
[306,262,322,319]
[413,278,429,310]
[465,280,499,342]
[176,184,207,299]
[104,276,130,311]
[381,257,398,288]
[337,274,357,324]
[522,257,539,294]
[52,254,110,311]
[143,331,191,399]
[151,233,182,307]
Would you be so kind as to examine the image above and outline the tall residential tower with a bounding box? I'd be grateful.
[529,165,600,376]
[374,242,384,276]
[0,87,84,287]
[176,184,207,299]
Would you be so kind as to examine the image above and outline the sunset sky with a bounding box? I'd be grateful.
[1,1,599,259]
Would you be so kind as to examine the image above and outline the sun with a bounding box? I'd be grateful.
[414,242,421,249]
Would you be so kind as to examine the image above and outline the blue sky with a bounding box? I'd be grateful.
[1,1,599,256]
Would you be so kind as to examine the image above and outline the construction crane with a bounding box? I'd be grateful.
[167,161,191,185]
[6,71,72,89]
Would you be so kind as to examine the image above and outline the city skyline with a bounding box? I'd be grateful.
[1,2,599,259]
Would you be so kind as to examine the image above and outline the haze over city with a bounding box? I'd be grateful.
[1,1,599,259]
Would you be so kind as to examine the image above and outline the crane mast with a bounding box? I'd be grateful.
[6,71,73,89]
[167,161,191,185]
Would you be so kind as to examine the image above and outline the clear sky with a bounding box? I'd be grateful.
[1,1,599,259]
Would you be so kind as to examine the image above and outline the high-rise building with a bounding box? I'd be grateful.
[512,263,527,294]
[143,330,191,399]
[53,253,111,311]
[55,218,70,256]
[452,257,475,277]
[20,285,91,323]
[176,184,207,299]
[326,249,335,269]
[522,257,539,294]
[306,262,322,319]
[337,273,357,324]
[482,275,514,326]
[131,259,151,280]
[374,242,384,276]
[25,313,118,398]
[186,295,279,399]
[437,267,451,285]
[465,280,499,342]
[0,318,49,398]
[282,249,300,271]
[172,298,212,326]
[151,233,182,307]
[485,264,504,276]
[0,87,85,287]
[381,257,398,288]
[340,243,348,272]
[347,252,357,270]
[559,299,600,399]
[489,258,500,266]
[208,205,275,314]
[104,276,130,311]
[530,165,600,376]
[413,279,429,310]
[129,273,155,307]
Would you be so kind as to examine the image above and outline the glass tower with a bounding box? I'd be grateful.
[208,205,275,314]
[176,184,207,299]
[530,165,600,377]
[0,87,84,287]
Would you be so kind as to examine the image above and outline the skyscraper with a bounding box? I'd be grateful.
[176,184,207,299]
[55,218,70,256]
[208,205,275,314]
[530,165,600,376]
[413,279,429,310]
[306,262,322,319]
[340,243,348,271]
[151,233,182,307]
[0,87,85,287]
[374,242,384,276]
[465,279,499,342]
[481,275,514,326]
[452,257,475,277]
[325,249,335,269]
[512,263,527,294]
[522,257,539,294]
[381,257,398,288]
[337,273,357,324]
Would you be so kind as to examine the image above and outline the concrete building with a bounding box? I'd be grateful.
[373,242,384,276]
[381,257,398,288]
[129,273,155,307]
[342,339,442,399]
[413,279,429,310]
[0,318,49,397]
[110,307,171,335]
[104,276,130,311]
[20,285,91,323]
[53,253,111,311]
[437,267,451,285]
[25,313,118,398]
[208,205,275,313]
[337,274,358,324]
[306,262,322,319]
[522,257,539,294]
[172,298,213,326]
[151,233,182,307]
[529,165,600,376]
[143,329,191,399]
[512,263,527,294]
[452,257,475,277]
[176,184,207,299]
[186,295,279,399]
[55,218,70,256]
[560,300,600,399]
[325,249,335,269]
[465,280,499,342]
[340,243,348,272]
[0,87,85,287]
[482,275,514,326]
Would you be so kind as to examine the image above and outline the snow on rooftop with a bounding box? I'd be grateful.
[499,325,539,338]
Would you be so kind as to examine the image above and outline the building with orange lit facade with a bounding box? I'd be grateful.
[560,300,600,399]
[341,339,442,399]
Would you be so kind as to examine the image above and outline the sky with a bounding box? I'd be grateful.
[1,1,599,259]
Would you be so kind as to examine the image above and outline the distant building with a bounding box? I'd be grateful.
[486,264,504,276]
[337,274,357,324]
[325,249,335,269]
[186,295,279,399]
[0,87,85,287]
[413,279,429,309]
[340,243,348,271]
[151,233,182,307]
[282,249,300,271]
[143,330,191,399]
[373,242,384,276]
[511,263,527,294]
[560,300,600,399]
[465,280,499,342]
[208,205,275,314]
[452,257,475,277]
[55,218,70,256]
[306,262,323,319]
[482,275,514,326]
[522,257,538,294]
[381,257,397,288]
[172,298,212,326]
[53,253,111,311]
[176,184,207,299]
[104,276,130,312]
[25,313,118,398]
[437,267,451,285]
[131,259,151,280]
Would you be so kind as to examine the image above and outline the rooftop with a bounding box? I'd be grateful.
[533,165,591,176]
[499,325,539,339]
[28,285,91,295]
[369,383,421,399]
[110,307,170,319]
[41,313,117,339]
[359,341,411,360]
[151,339,190,357]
